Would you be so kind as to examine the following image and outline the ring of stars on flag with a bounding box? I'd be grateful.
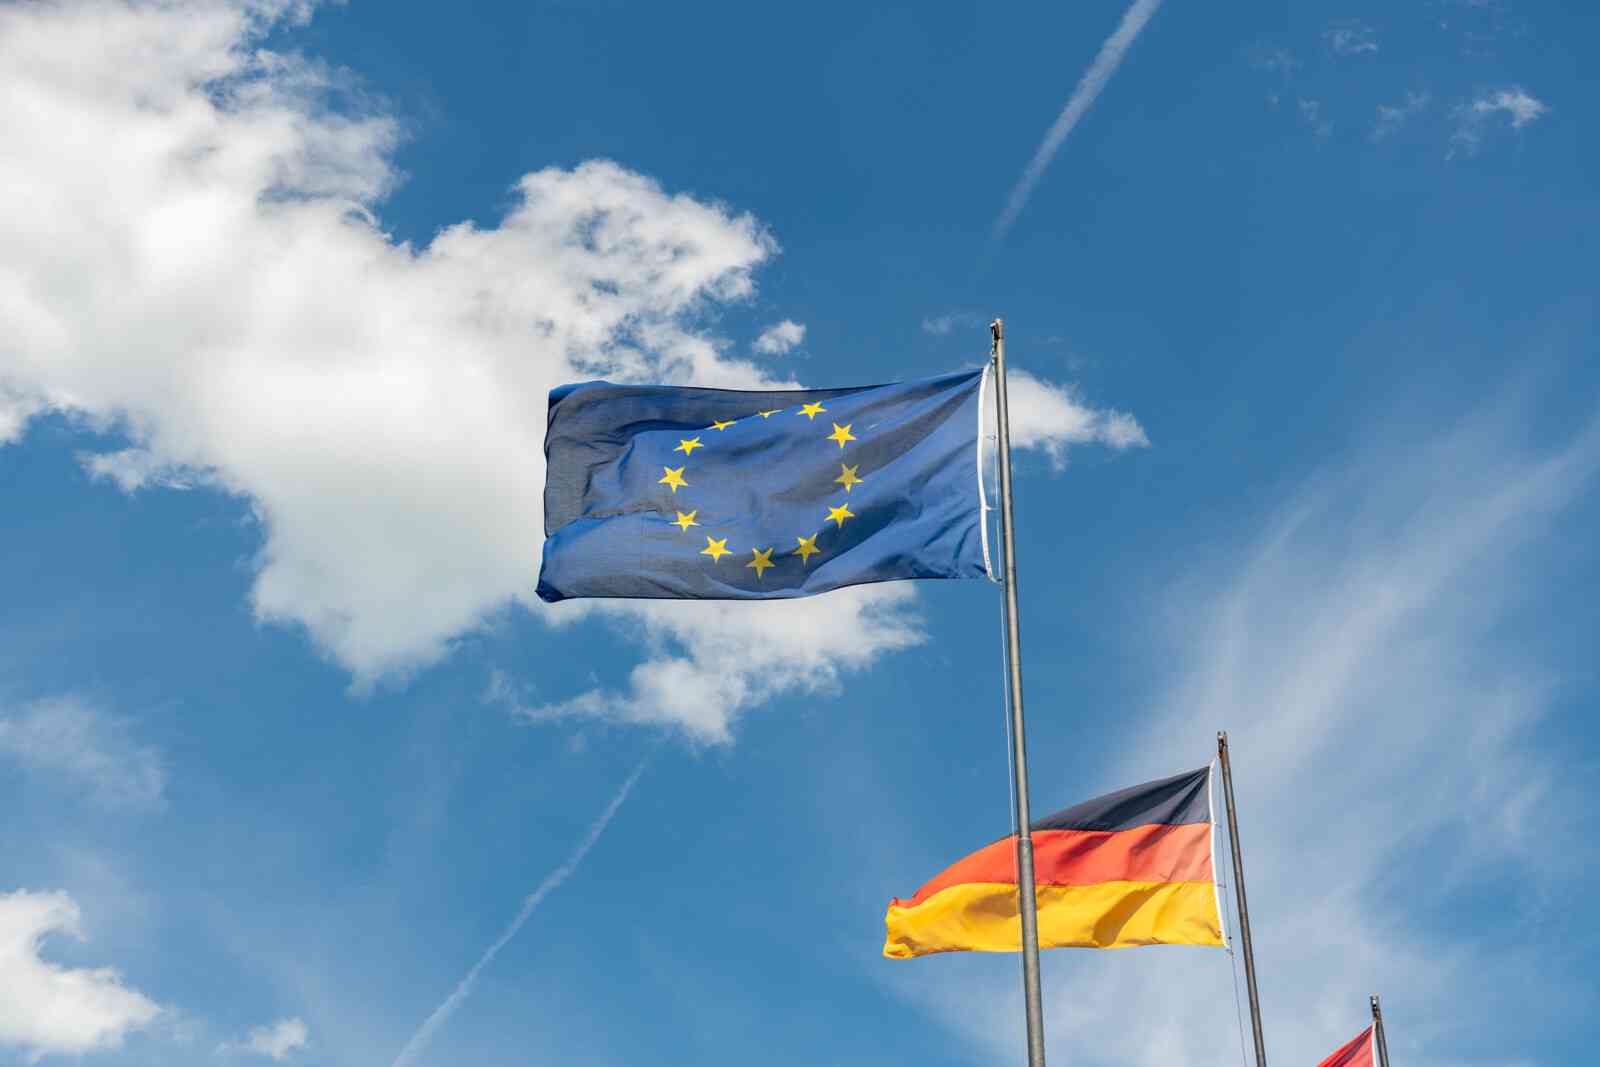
[654,401,866,579]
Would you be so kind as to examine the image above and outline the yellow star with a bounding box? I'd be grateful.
[701,536,731,562]
[834,464,864,493]
[826,503,854,528]
[826,422,856,449]
[711,419,737,431]
[757,409,781,419]
[672,510,699,532]
[745,547,775,578]
[659,466,688,493]
[794,533,821,565]
[798,401,827,420]
[675,436,703,456]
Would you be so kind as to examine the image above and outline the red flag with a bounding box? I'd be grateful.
[1315,1025,1375,1067]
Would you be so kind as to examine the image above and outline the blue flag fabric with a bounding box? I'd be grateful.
[537,369,990,602]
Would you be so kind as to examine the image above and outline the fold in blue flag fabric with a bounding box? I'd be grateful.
[537,369,990,602]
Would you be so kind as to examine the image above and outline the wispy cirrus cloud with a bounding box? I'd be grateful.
[0,696,165,812]
[1247,43,1298,109]
[1298,97,1333,141]
[993,0,1164,241]
[895,390,1600,1067]
[1249,44,1299,78]
[1324,20,1379,56]
[921,311,986,338]
[1372,91,1431,141]
[222,1017,309,1061]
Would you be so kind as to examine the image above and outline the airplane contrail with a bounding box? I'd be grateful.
[390,760,649,1067]
[992,0,1164,242]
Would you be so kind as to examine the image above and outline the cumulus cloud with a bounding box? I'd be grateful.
[1450,87,1547,156]
[0,890,162,1058]
[0,0,774,683]
[898,399,1600,1066]
[0,697,166,811]
[0,0,1143,737]
[752,320,805,355]
[222,1017,309,1060]
[1372,91,1431,141]
[0,388,42,446]
[994,370,1149,468]
[497,586,925,743]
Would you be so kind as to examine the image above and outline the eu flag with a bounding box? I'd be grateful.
[537,369,990,601]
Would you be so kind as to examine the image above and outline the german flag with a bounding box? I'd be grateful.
[1315,1027,1375,1067]
[884,767,1224,958]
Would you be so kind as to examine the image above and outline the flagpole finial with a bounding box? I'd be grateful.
[1370,993,1391,1067]
[1217,730,1267,1067]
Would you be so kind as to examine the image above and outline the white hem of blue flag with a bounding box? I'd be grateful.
[978,361,996,583]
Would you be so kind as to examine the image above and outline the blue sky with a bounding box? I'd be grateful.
[1,1,1596,1065]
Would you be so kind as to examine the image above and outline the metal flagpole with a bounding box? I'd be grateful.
[1217,731,1268,1067]
[991,319,1047,1067]
[1370,994,1391,1067]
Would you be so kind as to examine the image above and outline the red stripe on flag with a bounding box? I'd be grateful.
[891,822,1213,908]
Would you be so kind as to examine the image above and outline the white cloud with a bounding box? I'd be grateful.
[0,0,1144,739]
[1450,87,1547,156]
[1372,91,1431,141]
[224,1017,309,1061]
[994,0,1164,241]
[80,448,208,492]
[0,0,775,684]
[921,312,985,338]
[1298,98,1333,141]
[994,370,1149,468]
[897,400,1600,1066]
[1472,87,1547,128]
[0,890,162,1059]
[1249,45,1298,78]
[1324,20,1379,56]
[752,319,805,355]
[0,697,166,811]
[498,586,924,744]
[0,388,42,445]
